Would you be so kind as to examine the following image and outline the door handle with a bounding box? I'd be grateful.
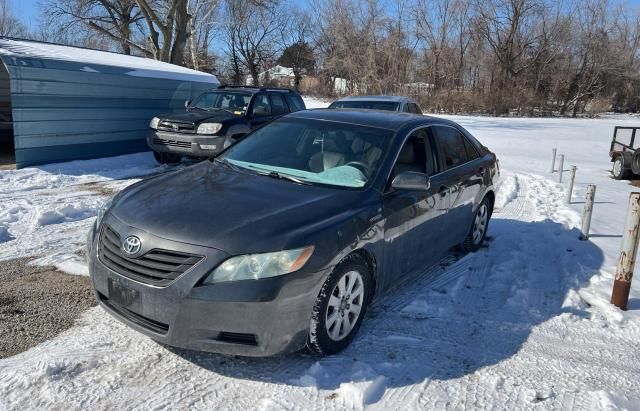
[438,185,448,197]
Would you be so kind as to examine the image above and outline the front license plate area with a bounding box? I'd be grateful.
[108,278,141,313]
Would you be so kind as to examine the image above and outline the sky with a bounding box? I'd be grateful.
[11,0,640,36]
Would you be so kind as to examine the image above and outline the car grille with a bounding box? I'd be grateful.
[157,120,196,134]
[153,138,192,148]
[98,225,203,287]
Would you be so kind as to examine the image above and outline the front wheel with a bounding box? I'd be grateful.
[307,255,373,355]
[461,197,492,252]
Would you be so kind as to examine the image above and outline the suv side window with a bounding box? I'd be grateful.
[270,93,288,115]
[410,103,422,114]
[251,94,271,116]
[433,125,469,169]
[286,94,306,112]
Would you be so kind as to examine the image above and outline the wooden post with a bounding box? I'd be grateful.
[566,166,577,204]
[558,154,565,183]
[579,185,596,241]
[611,192,640,310]
[550,148,557,173]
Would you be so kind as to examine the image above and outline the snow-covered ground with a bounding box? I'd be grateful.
[1,98,640,410]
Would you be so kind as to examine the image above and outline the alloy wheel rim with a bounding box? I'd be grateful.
[325,270,364,341]
[613,159,622,176]
[473,204,488,245]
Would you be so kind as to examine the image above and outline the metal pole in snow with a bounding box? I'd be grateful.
[611,192,640,310]
[550,148,557,173]
[579,184,596,241]
[558,154,565,183]
[566,166,577,204]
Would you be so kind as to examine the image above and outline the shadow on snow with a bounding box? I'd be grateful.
[167,217,604,391]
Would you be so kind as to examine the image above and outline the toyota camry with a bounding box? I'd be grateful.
[87,109,498,356]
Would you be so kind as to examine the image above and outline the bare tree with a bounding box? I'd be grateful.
[0,0,28,38]
[41,0,144,54]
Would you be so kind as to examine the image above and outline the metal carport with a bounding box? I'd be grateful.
[0,38,219,169]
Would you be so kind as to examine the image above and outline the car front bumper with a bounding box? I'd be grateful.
[87,215,330,357]
[147,130,227,157]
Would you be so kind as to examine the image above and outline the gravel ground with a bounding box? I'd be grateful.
[0,258,95,358]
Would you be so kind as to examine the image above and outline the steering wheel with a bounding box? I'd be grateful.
[345,161,371,176]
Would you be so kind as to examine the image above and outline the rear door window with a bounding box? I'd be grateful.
[270,94,288,115]
[285,94,306,112]
[433,126,469,169]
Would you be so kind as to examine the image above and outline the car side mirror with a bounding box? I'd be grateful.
[185,100,191,108]
[391,171,430,191]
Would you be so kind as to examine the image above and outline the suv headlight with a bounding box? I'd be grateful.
[197,123,222,135]
[149,117,160,130]
[203,246,314,284]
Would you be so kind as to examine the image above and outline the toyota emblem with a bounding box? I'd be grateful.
[122,236,141,256]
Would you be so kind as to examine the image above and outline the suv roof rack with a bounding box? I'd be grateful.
[218,85,294,93]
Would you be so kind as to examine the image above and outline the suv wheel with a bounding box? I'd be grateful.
[153,151,181,164]
[461,197,492,252]
[612,156,630,180]
[307,255,373,355]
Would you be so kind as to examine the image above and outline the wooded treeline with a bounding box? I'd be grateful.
[3,0,640,116]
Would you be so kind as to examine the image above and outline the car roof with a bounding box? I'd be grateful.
[214,86,297,95]
[287,108,452,131]
[332,95,414,103]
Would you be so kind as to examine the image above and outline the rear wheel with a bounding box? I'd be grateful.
[461,197,492,252]
[153,151,181,164]
[612,156,630,180]
[307,255,373,355]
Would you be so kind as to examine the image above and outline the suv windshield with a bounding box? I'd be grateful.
[191,91,252,113]
[220,118,393,188]
[330,101,400,111]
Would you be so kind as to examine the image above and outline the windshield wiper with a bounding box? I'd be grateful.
[260,170,311,185]
[213,157,244,172]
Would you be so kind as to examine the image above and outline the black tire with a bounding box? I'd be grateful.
[153,151,181,164]
[307,254,373,355]
[612,155,630,180]
[461,196,493,252]
[632,152,640,175]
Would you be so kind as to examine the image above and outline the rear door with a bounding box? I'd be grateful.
[432,125,485,247]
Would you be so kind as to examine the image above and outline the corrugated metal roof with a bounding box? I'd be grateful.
[0,38,219,168]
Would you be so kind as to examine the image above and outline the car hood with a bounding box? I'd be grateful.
[110,161,367,254]
[158,109,237,123]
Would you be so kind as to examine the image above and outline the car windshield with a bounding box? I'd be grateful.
[191,91,252,114]
[220,118,393,188]
[330,101,400,111]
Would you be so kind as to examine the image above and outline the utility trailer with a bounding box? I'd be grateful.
[610,126,640,179]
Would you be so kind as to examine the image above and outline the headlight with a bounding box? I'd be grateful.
[149,117,160,130]
[95,197,113,229]
[197,123,222,135]
[203,246,314,284]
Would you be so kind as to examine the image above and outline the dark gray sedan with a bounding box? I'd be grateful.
[87,109,498,356]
